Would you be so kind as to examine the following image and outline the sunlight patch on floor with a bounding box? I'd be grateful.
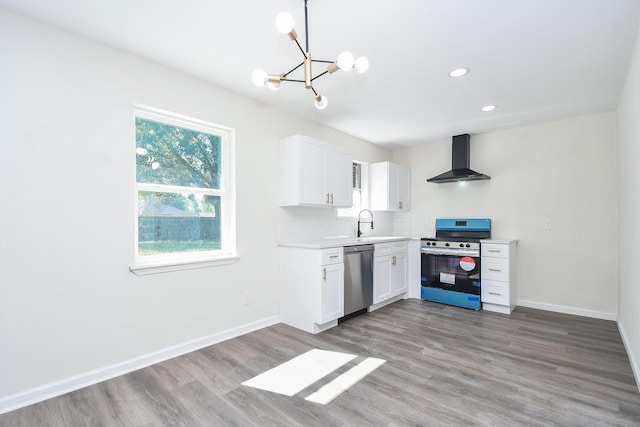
[305,356,386,404]
[241,348,386,404]
[241,349,356,396]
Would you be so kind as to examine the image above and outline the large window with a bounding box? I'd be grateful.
[132,106,236,272]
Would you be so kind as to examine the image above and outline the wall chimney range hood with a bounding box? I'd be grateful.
[427,134,490,183]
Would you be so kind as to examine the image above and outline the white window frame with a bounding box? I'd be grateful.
[130,105,237,275]
[338,160,369,217]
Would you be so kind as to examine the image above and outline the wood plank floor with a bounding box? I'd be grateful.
[2,299,640,426]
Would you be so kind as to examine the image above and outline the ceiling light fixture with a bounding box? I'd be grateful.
[448,68,469,78]
[252,0,368,110]
[481,105,497,112]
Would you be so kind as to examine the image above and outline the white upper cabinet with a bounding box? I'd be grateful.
[369,161,411,211]
[279,134,353,207]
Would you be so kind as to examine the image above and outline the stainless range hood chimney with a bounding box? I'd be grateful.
[427,134,490,183]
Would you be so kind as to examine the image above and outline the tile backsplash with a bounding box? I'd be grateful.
[278,207,410,242]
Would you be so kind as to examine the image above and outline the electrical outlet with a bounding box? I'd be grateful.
[242,291,251,305]
[541,218,553,230]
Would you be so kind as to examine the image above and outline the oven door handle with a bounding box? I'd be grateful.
[421,249,480,257]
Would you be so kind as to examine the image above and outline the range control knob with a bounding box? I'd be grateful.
[466,243,471,248]
[445,243,450,247]
[459,243,464,248]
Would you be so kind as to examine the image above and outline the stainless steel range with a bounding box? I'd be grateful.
[421,218,491,310]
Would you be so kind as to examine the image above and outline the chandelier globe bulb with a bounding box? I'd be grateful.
[354,57,369,74]
[337,51,355,71]
[275,12,295,34]
[267,81,281,91]
[251,69,268,87]
[314,95,328,110]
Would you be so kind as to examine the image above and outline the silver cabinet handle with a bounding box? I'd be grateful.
[398,201,403,209]
[326,193,331,204]
[489,292,501,296]
[329,255,339,259]
[322,268,327,280]
[489,268,502,272]
[488,249,501,253]
[330,193,334,204]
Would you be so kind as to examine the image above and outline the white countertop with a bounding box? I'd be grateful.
[481,238,519,244]
[279,236,415,249]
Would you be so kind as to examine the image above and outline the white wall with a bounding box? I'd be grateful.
[393,112,618,318]
[0,9,386,407]
[617,21,640,389]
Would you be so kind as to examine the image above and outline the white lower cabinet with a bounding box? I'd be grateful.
[481,240,517,314]
[280,247,344,334]
[319,261,344,324]
[373,241,408,304]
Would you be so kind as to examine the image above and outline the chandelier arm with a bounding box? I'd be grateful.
[282,61,305,78]
[281,78,306,83]
[293,39,307,58]
[311,59,335,64]
[311,70,329,81]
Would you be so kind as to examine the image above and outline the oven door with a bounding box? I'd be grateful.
[421,251,481,295]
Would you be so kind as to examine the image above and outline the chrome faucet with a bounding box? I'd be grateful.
[357,209,374,238]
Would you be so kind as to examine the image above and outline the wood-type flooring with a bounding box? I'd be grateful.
[2,299,640,426]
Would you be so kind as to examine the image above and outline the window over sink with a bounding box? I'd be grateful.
[338,161,368,217]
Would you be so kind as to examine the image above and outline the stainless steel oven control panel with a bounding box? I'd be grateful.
[421,240,480,256]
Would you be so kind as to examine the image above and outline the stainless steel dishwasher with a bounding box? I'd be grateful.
[340,244,374,322]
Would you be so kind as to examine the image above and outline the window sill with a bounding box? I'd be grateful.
[129,255,239,276]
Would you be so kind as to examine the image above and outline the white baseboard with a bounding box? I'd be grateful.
[617,320,640,394]
[517,299,616,321]
[0,315,280,415]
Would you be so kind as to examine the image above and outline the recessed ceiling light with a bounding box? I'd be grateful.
[448,68,469,78]
[481,105,497,112]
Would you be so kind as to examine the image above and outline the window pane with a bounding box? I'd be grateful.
[136,117,222,189]
[138,191,221,255]
[353,163,361,189]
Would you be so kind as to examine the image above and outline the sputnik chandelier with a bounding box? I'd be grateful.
[251,0,369,110]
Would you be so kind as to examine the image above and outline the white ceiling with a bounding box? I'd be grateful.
[1,0,639,147]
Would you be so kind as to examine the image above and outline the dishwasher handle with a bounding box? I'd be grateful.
[344,244,375,253]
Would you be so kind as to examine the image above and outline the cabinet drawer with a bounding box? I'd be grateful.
[391,241,408,252]
[374,243,392,256]
[481,243,510,258]
[481,280,509,305]
[481,257,509,281]
[375,240,407,256]
[321,247,343,265]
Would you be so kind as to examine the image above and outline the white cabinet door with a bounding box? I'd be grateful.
[373,255,392,304]
[326,148,353,207]
[390,251,408,295]
[370,161,411,211]
[396,164,411,211]
[387,162,399,209]
[374,241,408,304]
[298,136,327,205]
[319,262,344,324]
